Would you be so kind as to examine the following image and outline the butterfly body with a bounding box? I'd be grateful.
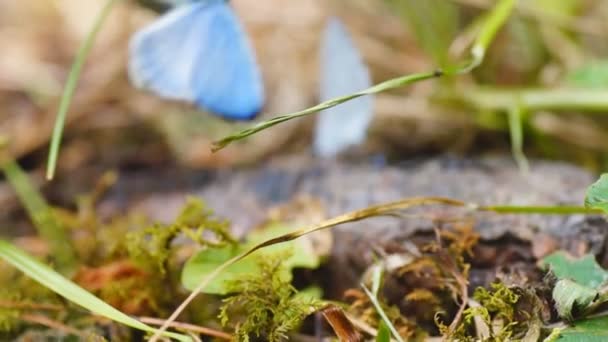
[129,0,264,120]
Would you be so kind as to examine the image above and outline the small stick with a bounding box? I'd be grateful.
[20,313,85,337]
[138,316,232,340]
[0,301,63,311]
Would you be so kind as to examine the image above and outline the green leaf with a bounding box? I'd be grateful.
[566,61,608,89]
[376,321,391,342]
[552,279,597,320]
[0,240,191,342]
[181,244,256,295]
[182,224,321,295]
[541,252,608,289]
[558,315,608,341]
[585,174,608,214]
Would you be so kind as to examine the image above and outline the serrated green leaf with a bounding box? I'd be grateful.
[0,240,190,342]
[585,174,608,214]
[541,252,608,289]
[182,224,321,295]
[558,315,608,341]
[552,279,597,320]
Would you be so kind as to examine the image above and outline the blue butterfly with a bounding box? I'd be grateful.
[129,0,264,120]
[314,17,373,157]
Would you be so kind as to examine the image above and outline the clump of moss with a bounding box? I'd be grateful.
[0,290,21,333]
[219,252,322,341]
[127,197,235,275]
[442,282,545,341]
[0,264,63,335]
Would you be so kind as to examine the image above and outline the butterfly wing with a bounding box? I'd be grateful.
[314,17,373,157]
[128,1,264,120]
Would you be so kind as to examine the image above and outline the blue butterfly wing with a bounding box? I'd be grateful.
[314,17,373,157]
[190,3,264,120]
[128,1,264,120]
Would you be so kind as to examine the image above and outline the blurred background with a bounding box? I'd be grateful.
[1,0,608,205]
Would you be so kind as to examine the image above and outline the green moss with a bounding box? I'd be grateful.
[218,252,322,341]
[0,264,62,335]
[126,197,236,274]
[473,283,520,321]
[442,283,543,341]
[0,290,21,333]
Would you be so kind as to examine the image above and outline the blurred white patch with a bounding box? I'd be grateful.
[314,17,373,158]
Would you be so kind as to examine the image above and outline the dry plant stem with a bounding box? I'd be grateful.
[20,313,85,337]
[0,301,62,311]
[138,316,231,341]
[432,227,469,335]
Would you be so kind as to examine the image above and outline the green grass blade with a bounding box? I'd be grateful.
[507,105,529,174]
[0,240,191,342]
[2,160,76,273]
[212,70,443,151]
[468,0,516,69]
[46,0,119,180]
[362,284,404,342]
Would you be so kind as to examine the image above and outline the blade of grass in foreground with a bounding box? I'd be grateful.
[2,160,76,273]
[46,0,119,180]
[0,240,191,342]
[366,265,403,342]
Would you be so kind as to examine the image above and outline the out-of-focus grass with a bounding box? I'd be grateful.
[2,160,76,273]
[46,0,119,181]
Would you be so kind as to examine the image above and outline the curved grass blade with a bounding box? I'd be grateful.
[362,284,404,342]
[465,0,516,72]
[367,266,400,342]
[46,0,120,180]
[0,240,191,342]
[212,70,443,151]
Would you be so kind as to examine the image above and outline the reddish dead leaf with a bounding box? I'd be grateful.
[321,305,363,342]
[74,259,147,291]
